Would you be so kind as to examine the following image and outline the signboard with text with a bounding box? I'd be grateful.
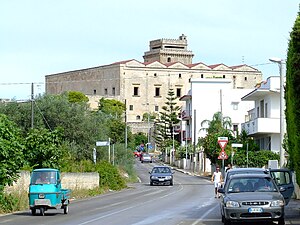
[218,137,228,151]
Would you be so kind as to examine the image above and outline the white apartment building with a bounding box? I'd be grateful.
[241,76,282,153]
[181,78,255,143]
[179,78,254,173]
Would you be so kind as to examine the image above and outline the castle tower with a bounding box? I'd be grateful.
[143,34,194,64]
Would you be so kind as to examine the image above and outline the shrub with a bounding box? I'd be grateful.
[96,161,127,190]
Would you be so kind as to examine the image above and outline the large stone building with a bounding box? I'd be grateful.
[45,34,262,135]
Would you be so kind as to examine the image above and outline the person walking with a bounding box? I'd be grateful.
[225,163,232,172]
[211,166,223,198]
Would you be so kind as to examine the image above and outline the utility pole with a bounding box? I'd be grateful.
[125,99,127,152]
[31,83,34,129]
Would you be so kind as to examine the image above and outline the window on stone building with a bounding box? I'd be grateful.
[136,115,141,120]
[245,77,248,81]
[129,105,133,110]
[223,75,226,78]
[104,88,108,95]
[93,89,96,95]
[154,73,157,77]
[179,73,182,78]
[155,87,160,97]
[155,105,159,111]
[133,87,139,96]
[167,57,171,62]
[176,88,181,97]
[112,87,115,96]
[201,74,204,78]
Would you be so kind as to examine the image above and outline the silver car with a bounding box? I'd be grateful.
[224,167,294,205]
[149,166,174,186]
[218,173,285,225]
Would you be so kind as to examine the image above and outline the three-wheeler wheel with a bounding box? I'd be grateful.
[63,205,69,214]
[31,208,36,215]
[40,207,45,216]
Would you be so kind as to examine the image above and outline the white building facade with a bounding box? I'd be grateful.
[241,76,281,153]
[180,78,255,173]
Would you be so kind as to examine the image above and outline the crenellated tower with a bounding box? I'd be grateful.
[143,34,194,64]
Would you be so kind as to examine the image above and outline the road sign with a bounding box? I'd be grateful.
[232,143,243,148]
[96,141,110,146]
[218,137,228,150]
[218,150,228,160]
[218,137,228,141]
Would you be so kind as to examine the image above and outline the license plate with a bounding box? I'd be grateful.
[159,179,164,181]
[248,207,263,213]
[34,199,51,206]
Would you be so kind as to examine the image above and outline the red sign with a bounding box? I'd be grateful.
[218,150,228,160]
[218,140,228,150]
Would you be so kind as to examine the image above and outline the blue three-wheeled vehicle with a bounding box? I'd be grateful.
[29,168,71,216]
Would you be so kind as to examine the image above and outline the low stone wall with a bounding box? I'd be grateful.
[5,171,99,193]
[61,172,99,190]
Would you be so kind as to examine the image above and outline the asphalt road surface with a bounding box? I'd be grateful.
[0,159,299,225]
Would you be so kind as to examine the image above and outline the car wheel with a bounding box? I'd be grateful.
[224,218,231,225]
[170,181,173,186]
[278,217,285,225]
[141,161,143,163]
[150,181,153,186]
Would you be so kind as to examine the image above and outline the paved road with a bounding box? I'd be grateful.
[0,159,299,225]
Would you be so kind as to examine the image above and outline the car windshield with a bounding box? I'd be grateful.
[227,177,277,193]
[152,167,171,174]
[226,170,267,181]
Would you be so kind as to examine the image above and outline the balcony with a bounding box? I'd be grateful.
[181,109,192,121]
[241,117,280,136]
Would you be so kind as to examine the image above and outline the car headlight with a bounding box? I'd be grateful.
[271,200,285,207]
[165,176,172,179]
[225,201,240,208]
[151,176,157,179]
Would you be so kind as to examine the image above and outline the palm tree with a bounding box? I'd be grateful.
[200,111,233,134]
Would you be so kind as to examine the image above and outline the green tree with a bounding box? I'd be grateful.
[0,101,36,134]
[285,9,300,185]
[153,88,181,150]
[98,98,125,118]
[23,128,65,169]
[67,91,89,103]
[0,114,24,190]
[198,112,234,164]
[142,112,157,122]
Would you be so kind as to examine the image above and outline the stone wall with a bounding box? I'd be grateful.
[4,171,99,193]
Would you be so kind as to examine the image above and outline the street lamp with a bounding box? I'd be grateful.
[269,57,285,168]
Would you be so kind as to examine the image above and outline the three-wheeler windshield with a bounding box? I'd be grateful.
[31,171,57,184]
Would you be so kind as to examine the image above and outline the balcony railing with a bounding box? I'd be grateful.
[181,109,192,120]
[241,117,280,135]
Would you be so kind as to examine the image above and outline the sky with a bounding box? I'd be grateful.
[0,0,299,100]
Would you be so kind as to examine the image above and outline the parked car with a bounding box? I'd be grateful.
[141,153,152,163]
[149,166,174,186]
[133,150,141,158]
[218,173,286,225]
[224,167,294,205]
